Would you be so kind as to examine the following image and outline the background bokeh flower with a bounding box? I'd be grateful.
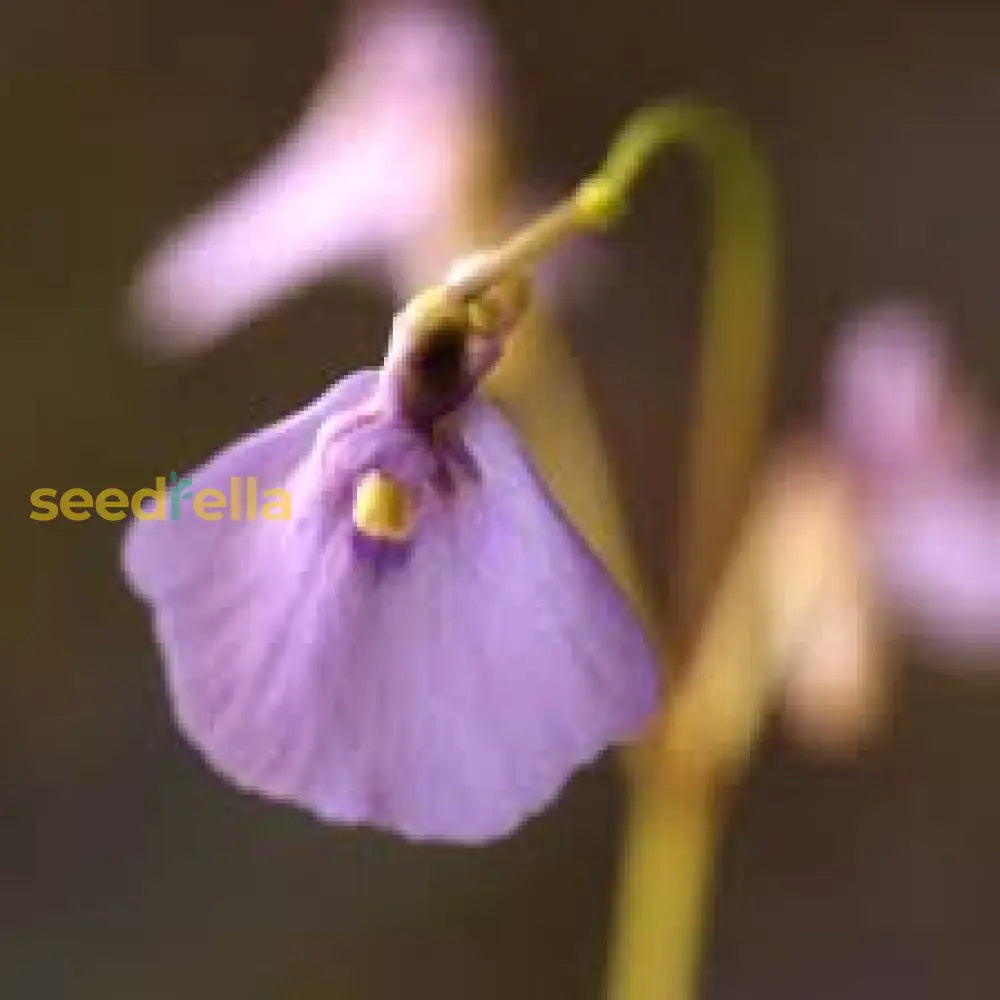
[130,1,500,351]
[827,303,1000,657]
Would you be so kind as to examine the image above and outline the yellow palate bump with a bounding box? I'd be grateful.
[352,470,415,543]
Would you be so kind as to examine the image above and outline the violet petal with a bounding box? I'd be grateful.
[122,383,659,842]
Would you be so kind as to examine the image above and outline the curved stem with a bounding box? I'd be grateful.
[592,102,779,637]
[602,101,779,1000]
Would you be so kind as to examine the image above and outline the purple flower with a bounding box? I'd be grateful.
[121,296,659,842]
[826,303,1000,655]
[130,2,498,352]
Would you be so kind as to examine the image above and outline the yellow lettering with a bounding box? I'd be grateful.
[229,476,243,520]
[95,488,129,521]
[193,489,226,521]
[261,489,292,521]
[132,478,168,520]
[29,488,59,521]
[246,477,258,520]
[60,488,93,521]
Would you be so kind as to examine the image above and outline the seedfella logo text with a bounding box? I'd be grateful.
[30,475,292,522]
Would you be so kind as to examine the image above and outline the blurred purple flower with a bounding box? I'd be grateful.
[826,303,1000,655]
[131,2,499,352]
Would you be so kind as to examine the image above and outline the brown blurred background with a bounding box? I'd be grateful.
[5,0,1000,996]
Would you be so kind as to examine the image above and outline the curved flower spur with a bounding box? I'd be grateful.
[122,112,672,843]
